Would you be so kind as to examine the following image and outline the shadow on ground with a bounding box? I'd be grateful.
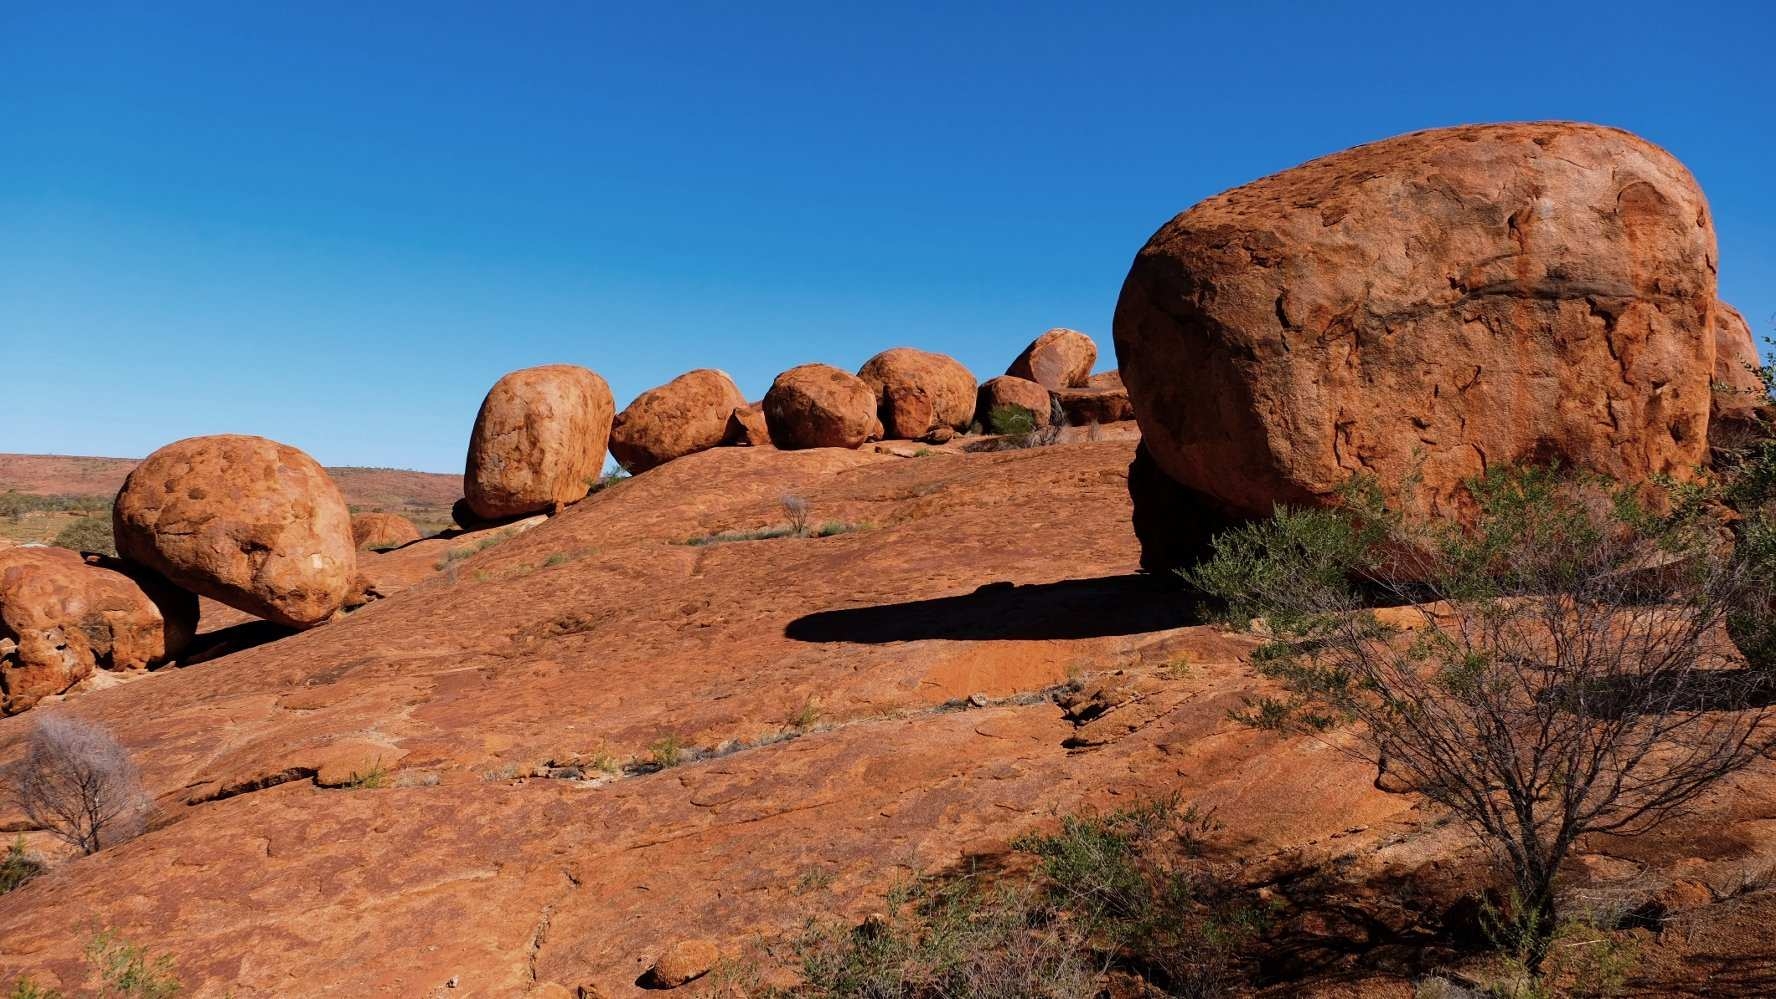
[785,573,1200,643]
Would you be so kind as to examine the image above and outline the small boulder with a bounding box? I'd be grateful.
[856,348,977,437]
[975,375,1054,429]
[647,939,719,988]
[1087,369,1124,391]
[1713,301,1768,426]
[723,403,772,447]
[1054,384,1134,424]
[0,547,197,714]
[1008,328,1096,390]
[351,512,422,551]
[464,364,614,520]
[610,369,747,473]
[763,364,880,450]
[114,434,357,629]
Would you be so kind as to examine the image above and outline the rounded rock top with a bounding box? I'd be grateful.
[464,363,614,520]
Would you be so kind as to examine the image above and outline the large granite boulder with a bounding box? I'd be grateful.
[465,364,614,520]
[610,369,747,473]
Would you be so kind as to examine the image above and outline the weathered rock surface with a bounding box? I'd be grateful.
[350,512,421,551]
[763,363,880,449]
[723,403,771,447]
[1008,328,1096,390]
[0,547,196,713]
[1713,301,1767,425]
[647,939,718,988]
[975,375,1053,429]
[4,439,1773,996]
[1114,122,1719,522]
[113,435,358,629]
[1087,369,1124,391]
[609,369,747,473]
[464,364,614,520]
[857,348,977,437]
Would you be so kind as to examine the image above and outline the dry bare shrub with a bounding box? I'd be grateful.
[1195,466,1776,972]
[7,715,151,856]
[781,494,812,537]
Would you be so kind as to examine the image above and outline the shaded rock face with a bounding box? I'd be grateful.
[857,348,977,438]
[465,364,615,520]
[0,547,197,713]
[1713,301,1767,426]
[1114,122,1719,522]
[723,404,771,447]
[114,435,357,630]
[610,369,747,474]
[1008,328,1096,390]
[351,513,421,551]
[1128,441,1234,576]
[975,375,1054,429]
[763,363,880,450]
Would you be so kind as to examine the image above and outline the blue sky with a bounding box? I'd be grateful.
[3,1,1771,473]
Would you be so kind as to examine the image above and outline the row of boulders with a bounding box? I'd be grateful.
[1111,120,1767,570]
[456,328,1136,522]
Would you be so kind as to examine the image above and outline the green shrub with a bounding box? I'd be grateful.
[52,516,116,557]
[986,404,1037,437]
[84,928,183,998]
[0,837,42,895]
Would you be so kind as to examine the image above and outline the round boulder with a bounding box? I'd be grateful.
[465,364,614,520]
[763,364,880,450]
[0,547,198,713]
[1008,329,1096,390]
[351,512,422,551]
[975,375,1053,430]
[610,369,747,473]
[114,434,358,629]
[1114,122,1717,523]
[1713,301,1767,426]
[856,348,977,437]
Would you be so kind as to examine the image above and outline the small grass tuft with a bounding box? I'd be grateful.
[0,837,43,895]
[649,735,687,769]
[343,761,388,789]
[786,698,822,731]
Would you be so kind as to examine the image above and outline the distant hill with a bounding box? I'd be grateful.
[0,452,461,510]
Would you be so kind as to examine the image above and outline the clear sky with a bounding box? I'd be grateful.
[4,2,1771,473]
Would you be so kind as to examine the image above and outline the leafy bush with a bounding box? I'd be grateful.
[1192,465,1776,972]
[53,516,116,557]
[0,836,43,894]
[986,404,1037,437]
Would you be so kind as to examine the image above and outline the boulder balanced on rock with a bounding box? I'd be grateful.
[0,547,198,714]
[465,364,614,520]
[1114,122,1718,539]
[1008,328,1096,390]
[114,434,358,629]
[610,369,746,473]
[763,364,881,450]
[856,348,977,439]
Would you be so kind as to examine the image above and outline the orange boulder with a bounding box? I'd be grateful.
[610,369,747,473]
[856,348,977,438]
[1115,122,1718,523]
[763,364,880,450]
[351,512,422,551]
[1008,328,1096,390]
[724,403,772,447]
[975,375,1053,429]
[464,364,614,520]
[0,547,197,713]
[114,435,357,629]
